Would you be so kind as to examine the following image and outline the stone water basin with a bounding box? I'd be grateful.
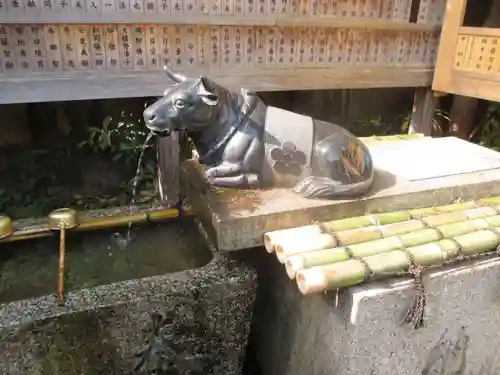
[0,217,257,375]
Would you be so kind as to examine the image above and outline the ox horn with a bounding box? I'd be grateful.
[163,65,187,83]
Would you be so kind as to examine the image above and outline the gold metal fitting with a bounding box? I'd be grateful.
[48,208,79,230]
[48,208,80,307]
[0,215,13,240]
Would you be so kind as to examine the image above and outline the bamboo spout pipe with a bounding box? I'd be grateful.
[0,207,185,244]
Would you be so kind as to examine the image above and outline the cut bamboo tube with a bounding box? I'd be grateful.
[274,205,500,263]
[265,200,496,254]
[264,225,328,253]
[77,211,148,231]
[296,229,500,295]
[285,215,500,278]
[147,209,180,221]
[359,133,425,146]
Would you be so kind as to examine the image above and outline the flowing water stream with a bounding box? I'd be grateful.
[127,130,156,242]
[105,130,156,248]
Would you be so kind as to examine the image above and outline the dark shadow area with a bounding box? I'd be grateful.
[369,168,399,195]
[409,0,421,23]
[0,98,159,219]
[463,0,493,27]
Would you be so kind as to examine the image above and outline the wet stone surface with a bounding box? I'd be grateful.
[0,219,257,375]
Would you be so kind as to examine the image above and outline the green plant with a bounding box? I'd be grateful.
[357,114,410,136]
[356,107,451,138]
[79,115,149,163]
[0,148,76,218]
[0,108,159,219]
[358,116,392,135]
[470,101,500,151]
[78,114,158,206]
[401,109,450,135]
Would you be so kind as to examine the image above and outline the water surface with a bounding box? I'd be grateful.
[0,218,213,304]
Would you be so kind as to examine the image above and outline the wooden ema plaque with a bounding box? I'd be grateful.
[433,0,500,102]
[453,34,500,74]
[0,0,446,103]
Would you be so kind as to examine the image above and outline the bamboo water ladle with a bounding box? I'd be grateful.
[0,215,13,240]
[48,208,79,306]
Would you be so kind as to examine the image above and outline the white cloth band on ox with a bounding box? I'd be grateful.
[261,106,314,187]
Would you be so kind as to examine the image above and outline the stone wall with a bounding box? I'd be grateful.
[247,250,500,375]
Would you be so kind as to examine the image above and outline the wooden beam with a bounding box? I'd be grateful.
[0,67,434,104]
[409,87,436,136]
[156,132,180,208]
[0,14,441,31]
[459,26,500,37]
[432,0,468,93]
[434,73,500,102]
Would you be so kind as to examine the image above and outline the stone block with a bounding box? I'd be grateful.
[0,220,257,375]
[250,251,500,375]
[182,136,500,251]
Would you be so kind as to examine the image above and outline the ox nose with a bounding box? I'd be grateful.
[143,108,158,127]
[143,109,170,136]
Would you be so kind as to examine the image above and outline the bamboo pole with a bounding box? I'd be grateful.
[271,204,500,262]
[0,208,183,244]
[285,215,500,278]
[265,201,492,254]
[359,133,426,144]
[296,229,500,295]
[57,223,66,306]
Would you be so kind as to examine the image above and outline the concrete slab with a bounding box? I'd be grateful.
[181,136,500,251]
[249,251,500,375]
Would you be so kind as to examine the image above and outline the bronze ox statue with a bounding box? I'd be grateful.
[143,66,374,199]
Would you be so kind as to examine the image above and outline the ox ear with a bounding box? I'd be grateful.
[198,77,219,107]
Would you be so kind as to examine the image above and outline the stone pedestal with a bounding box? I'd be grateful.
[250,251,500,375]
[182,136,500,252]
[182,134,500,375]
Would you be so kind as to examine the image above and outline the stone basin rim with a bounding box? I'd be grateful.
[0,252,232,329]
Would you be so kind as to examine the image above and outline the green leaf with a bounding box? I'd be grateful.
[98,133,107,151]
[104,132,112,147]
[401,121,409,132]
[102,116,112,131]
[88,126,101,134]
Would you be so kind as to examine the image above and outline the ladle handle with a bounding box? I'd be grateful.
[58,224,66,306]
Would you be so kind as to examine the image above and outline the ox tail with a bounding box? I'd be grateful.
[293,176,373,200]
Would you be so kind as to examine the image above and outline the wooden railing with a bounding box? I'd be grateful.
[0,0,446,103]
[433,0,500,102]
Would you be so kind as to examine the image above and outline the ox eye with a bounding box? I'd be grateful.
[174,99,186,108]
